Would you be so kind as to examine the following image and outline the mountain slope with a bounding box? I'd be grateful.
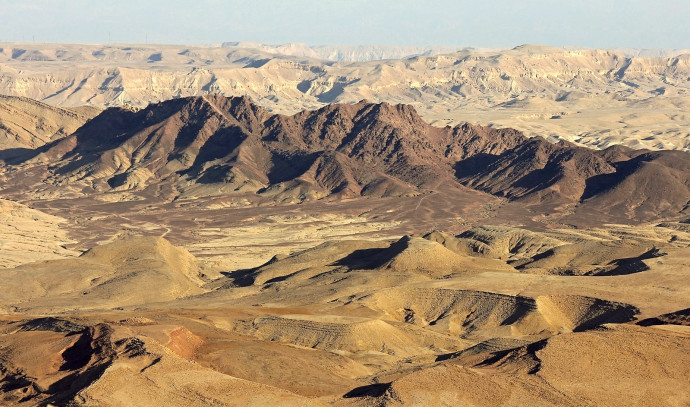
[579,151,690,218]
[4,94,689,221]
[455,137,690,218]
[0,95,98,152]
[0,236,205,313]
[31,95,522,202]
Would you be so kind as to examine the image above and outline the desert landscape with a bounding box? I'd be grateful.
[0,89,687,406]
[0,2,689,406]
[2,43,690,152]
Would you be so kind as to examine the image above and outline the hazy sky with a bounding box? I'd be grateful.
[0,0,688,48]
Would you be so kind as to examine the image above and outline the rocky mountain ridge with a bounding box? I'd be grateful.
[4,94,688,221]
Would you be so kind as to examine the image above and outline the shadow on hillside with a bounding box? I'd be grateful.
[0,147,41,164]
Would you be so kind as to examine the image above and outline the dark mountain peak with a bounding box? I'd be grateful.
[454,125,690,220]
[14,94,689,222]
[296,99,426,128]
[358,100,425,125]
[167,94,270,128]
[448,123,528,160]
[34,95,470,196]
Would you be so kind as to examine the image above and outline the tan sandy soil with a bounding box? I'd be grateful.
[0,219,687,405]
[0,199,78,268]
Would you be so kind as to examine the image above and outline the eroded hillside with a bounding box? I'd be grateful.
[1,43,690,151]
[0,223,688,406]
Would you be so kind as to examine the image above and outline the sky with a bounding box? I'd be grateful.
[0,0,688,49]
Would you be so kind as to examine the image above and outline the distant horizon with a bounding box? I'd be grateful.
[1,41,689,52]
[0,1,688,49]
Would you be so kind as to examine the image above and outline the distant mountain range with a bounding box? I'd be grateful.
[2,43,689,152]
[221,42,486,62]
[221,42,690,62]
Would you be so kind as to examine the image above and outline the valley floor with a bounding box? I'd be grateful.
[0,192,688,406]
